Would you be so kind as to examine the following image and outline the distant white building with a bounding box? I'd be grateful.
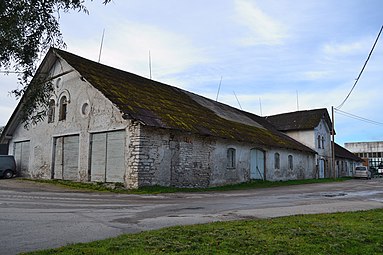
[345,141,383,171]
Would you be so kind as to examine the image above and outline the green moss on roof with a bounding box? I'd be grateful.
[55,49,314,153]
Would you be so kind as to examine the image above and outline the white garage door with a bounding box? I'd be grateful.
[14,141,30,177]
[54,135,79,181]
[90,130,125,183]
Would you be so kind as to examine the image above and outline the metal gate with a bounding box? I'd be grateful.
[250,149,265,180]
[53,135,79,180]
[13,141,30,177]
[90,130,125,183]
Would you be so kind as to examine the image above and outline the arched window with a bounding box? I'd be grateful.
[322,136,325,149]
[48,99,55,123]
[317,135,321,149]
[274,152,280,169]
[59,96,68,121]
[227,148,236,168]
[288,155,293,170]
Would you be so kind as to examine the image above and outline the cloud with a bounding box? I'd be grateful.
[322,36,379,57]
[234,0,288,46]
[202,80,380,118]
[66,21,210,82]
[0,75,20,126]
[296,35,383,82]
[302,71,334,80]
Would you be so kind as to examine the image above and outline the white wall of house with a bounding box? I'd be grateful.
[284,119,331,159]
[282,118,332,178]
[266,148,315,181]
[336,158,359,177]
[285,129,314,149]
[9,59,129,181]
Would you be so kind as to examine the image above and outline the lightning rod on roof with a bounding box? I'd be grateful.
[98,28,105,63]
[296,90,300,111]
[149,50,152,79]
[216,76,223,101]
[233,91,243,110]
[259,97,263,116]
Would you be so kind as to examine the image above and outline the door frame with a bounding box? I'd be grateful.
[250,148,266,180]
[51,133,80,180]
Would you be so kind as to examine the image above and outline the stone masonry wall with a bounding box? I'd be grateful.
[124,121,141,189]
[134,126,215,188]
[127,124,317,189]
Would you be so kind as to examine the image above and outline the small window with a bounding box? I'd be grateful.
[321,136,325,149]
[288,155,293,170]
[55,78,62,89]
[81,102,89,116]
[227,148,236,168]
[59,96,68,121]
[317,135,321,149]
[48,99,55,123]
[274,152,280,169]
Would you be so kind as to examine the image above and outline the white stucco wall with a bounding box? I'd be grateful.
[284,119,331,159]
[266,148,315,181]
[336,158,357,177]
[9,58,130,180]
[282,118,332,178]
[345,141,383,153]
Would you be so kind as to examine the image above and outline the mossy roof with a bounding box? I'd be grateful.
[54,48,315,154]
[266,109,333,132]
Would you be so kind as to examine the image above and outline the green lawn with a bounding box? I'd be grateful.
[25,209,383,255]
[23,177,350,194]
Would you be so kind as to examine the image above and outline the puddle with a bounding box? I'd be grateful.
[167,206,204,212]
[322,192,347,197]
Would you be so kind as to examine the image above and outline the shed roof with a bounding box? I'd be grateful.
[266,108,333,133]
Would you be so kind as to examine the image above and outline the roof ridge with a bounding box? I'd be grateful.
[52,48,316,153]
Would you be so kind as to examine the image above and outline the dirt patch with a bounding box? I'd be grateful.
[0,178,84,193]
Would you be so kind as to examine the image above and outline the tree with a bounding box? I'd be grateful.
[0,0,110,126]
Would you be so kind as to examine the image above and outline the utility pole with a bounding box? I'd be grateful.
[331,106,336,178]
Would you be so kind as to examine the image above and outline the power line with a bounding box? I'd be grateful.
[337,25,383,109]
[335,108,383,126]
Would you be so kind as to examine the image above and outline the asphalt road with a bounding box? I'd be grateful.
[1,178,383,254]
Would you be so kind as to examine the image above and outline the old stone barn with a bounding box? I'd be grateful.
[1,48,317,188]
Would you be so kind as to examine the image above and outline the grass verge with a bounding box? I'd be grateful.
[22,177,351,194]
[25,208,383,255]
